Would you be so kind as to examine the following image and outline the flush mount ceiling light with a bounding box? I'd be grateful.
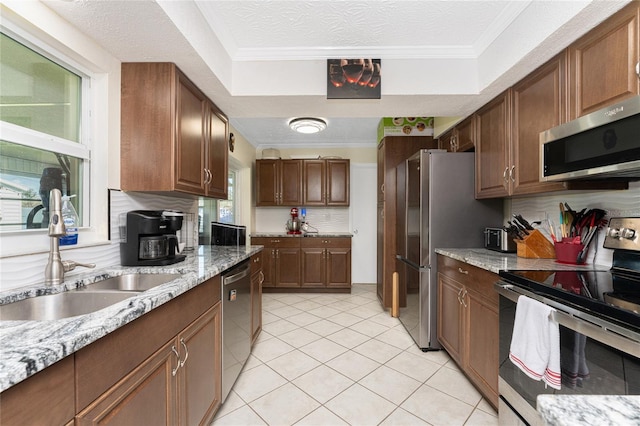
[289,117,327,134]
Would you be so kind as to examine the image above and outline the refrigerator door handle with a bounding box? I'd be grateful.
[396,255,428,270]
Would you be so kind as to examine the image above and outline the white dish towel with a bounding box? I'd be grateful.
[509,295,561,390]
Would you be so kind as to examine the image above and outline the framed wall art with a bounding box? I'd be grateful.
[327,58,381,99]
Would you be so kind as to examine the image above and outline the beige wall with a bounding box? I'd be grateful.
[433,117,463,138]
[258,146,377,163]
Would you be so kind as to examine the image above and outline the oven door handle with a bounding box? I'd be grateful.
[495,282,640,358]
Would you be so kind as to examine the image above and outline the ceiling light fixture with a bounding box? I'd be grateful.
[289,117,327,134]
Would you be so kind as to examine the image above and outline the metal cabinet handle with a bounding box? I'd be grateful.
[457,288,463,305]
[458,267,468,275]
[503,166,509,183]
[461,289,468,308]
[179,338,189,367]
[380,183,385,194]
[171,345,180,376]
[259,270,265,284]
[510,165,515,182]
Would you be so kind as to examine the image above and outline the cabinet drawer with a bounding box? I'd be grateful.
[252,237,301,248]
[75,276,220,410]
[437,255,499,306]
[301,237,351,248]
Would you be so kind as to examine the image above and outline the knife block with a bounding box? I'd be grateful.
[514,229,556,259]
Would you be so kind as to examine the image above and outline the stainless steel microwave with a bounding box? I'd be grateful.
[540,96,640,181]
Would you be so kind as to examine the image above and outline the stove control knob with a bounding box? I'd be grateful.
[608,228,621,238]
[621,228,636,239]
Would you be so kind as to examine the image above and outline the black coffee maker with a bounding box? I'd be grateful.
[120,210,187,266]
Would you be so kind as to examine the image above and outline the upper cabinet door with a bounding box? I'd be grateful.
[568,3,639,119]
[326,159,350,206]
[256,160,279,206]
[207,104,229,199]
[475,91,511,199]
[455,116,475,152]
[280,160,303,206]
[303,160,326,206]
[175,72,208,194]
[511,54,568,196]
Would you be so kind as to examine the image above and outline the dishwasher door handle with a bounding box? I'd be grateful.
[223,265,250,285]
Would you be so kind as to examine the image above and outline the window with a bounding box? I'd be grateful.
[217,171,236,224]
[0,31,89,232]
[198,170,237,242]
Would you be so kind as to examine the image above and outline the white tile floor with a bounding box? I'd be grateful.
[212,284,498,426]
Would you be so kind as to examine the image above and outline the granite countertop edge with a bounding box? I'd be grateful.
[537,395,640,425]
[434,248,608,274]
[0,245,263,393]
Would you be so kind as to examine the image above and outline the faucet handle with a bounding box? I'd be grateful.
[62,260,96,272]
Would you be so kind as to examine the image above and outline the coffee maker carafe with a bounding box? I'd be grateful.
[120,210,187,266]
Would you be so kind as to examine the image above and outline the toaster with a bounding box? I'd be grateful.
[484,227,516,253]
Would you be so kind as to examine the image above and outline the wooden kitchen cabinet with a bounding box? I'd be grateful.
[475,90,512,199]
[251,237,301,288]
[206,104,230,199]
[0,355,75,426]
[121,62,229,199]
[255,159,303,206]
[437,255,499,409]
[437,273,464,364]
[250,253,263,345]
[377,136,437,308]
[301,237,351,289]
[510,54,569,195]
[438,116,475,152]
[568,2,639,119]
[302,159,350,206]
[75,276,222,424]
[76,304,221,426]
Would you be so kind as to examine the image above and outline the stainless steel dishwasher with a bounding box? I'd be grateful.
[221,259,251,403]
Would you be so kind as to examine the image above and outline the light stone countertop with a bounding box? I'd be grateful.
[434,248,608,274]
[0,245,262,393]
[537,395,640,425]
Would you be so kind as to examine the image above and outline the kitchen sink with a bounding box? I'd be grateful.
[0,291,141,321]
[81,273,182,292]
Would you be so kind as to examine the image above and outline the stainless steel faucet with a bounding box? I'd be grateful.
[44,189,95,285]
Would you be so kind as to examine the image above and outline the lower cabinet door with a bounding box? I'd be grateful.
[301,247,325,287]
[326,247,351,288]
[178,304,221,426]
[465,289,499,407]
[76,340,177,426]
[276,248,301,287]
[437,273,463,364]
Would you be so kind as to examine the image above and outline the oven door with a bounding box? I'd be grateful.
[496,282,640,425]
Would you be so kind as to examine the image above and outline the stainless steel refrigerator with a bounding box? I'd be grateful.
[395,150,502,351]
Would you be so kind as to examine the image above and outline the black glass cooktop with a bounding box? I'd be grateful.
[499,269,640,332]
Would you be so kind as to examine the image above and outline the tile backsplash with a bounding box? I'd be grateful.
[254,207,350,234]
[509,182,640,267]
[0,190,197,292]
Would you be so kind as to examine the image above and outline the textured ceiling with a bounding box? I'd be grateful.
[38,0,630,148]
[196,1,522,59]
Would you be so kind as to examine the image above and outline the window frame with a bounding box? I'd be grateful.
[1,25,93,235]
[0,4,112,258]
